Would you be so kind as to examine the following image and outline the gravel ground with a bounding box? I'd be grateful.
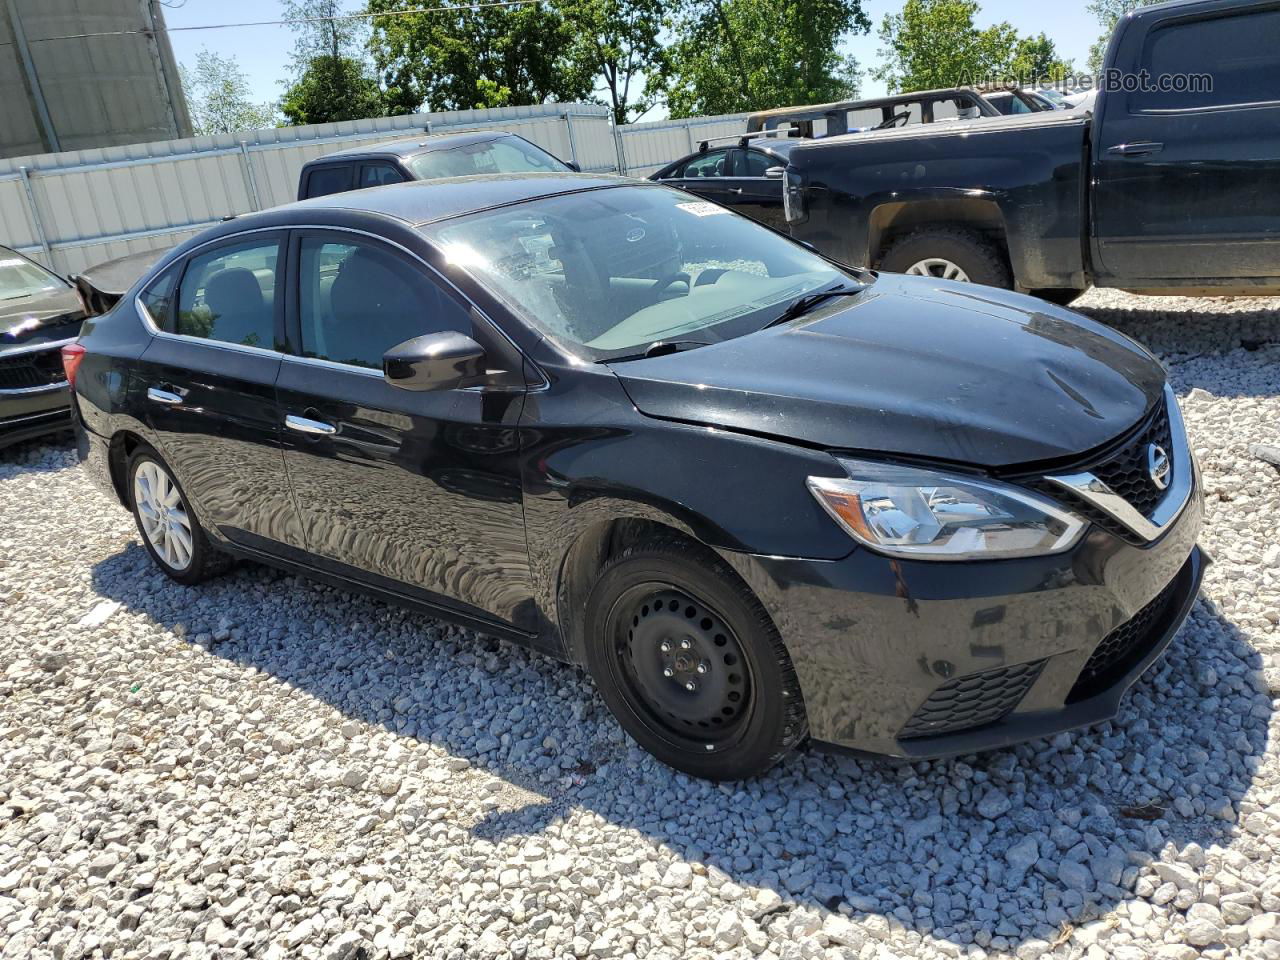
[2,288,1280,960]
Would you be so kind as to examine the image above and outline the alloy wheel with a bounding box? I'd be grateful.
[904,257,971,282]
[611,585,753,747]
[133,460,194,572]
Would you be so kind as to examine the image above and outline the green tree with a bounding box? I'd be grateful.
[180,49,277,135]
[556,0,666,123]
[282,55,388,125]
[366,0,591,112]
[1010,33,1074,84]
[279,0,388,123]
[655,0,869,118]
[874,0,1019,93]
[1086,0,1160,72]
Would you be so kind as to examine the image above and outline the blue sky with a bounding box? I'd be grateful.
[164,0,1106,121]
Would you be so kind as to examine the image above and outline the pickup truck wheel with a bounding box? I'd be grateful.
[879,228,1013,289]
[1029,288,1085,307]
[582,536,808,781]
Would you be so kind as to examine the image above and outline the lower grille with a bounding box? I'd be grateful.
[1067,577,1181,703]
[0,347,67,391]
[899,659,1046,740]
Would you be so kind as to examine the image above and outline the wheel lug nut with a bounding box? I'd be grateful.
[685,680,697,692]
[696,661,709,674]
[659,641,672,653]
[662,667,675,678]
[680,639,692,650]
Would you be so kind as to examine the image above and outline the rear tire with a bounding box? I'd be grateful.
[582,536,808,780]
[127,447,233,585]
[879,227,1013,289]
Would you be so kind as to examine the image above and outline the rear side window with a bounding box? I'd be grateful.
[680,149,732,178]
[138,263,180,330]
[297,237,470,369]
[176,239,280,349]
[304,164,354,198]
[359,163,405,188]
[1135,10,1280,110]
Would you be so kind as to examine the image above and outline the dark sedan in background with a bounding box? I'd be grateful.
[69,174,1203,780]
[0,245,85,449]
[649,136,798,230]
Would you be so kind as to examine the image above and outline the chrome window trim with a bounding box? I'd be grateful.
[0,335,78,358]
[1045,384,1193,542]
[134,222,544,387]
[280,353,383,378]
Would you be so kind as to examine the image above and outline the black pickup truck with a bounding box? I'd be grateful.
[784,0,1280,302]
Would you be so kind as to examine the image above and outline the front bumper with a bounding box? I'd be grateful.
[0,384,72,450]
[737,479,1204,759]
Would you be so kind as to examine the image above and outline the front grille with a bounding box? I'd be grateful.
[899,659,1045,740]
[1024,399,1174,545]
[0,348,66,391]
[1067,576,1181,703]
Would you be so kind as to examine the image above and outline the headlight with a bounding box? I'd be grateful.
[807,458,1086,560]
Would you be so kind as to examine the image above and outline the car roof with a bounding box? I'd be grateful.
[284,172,641,226]
[302,130,523,166]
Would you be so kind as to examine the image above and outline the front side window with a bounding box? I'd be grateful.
[297,237,470,369]
[0,252,67,301]
[738,151,774,177]
[360,163,406,188]
[680,149,732,178]
[407,136,568,180]
[175,239,279,348]
[424,184,859,360]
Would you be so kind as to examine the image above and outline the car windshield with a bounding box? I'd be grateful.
[409,137,569,180]
[421,184,861,360]
[0,254,66,301]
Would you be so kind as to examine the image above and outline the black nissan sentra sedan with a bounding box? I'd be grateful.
[1,245,85,448]
[67,173,1204,780]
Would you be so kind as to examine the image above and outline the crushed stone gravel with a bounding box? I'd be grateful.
[2,287,1280,960]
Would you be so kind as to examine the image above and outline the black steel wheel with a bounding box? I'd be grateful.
[583,536,808,780]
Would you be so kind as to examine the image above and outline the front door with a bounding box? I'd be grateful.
[275,231,535,629]
[720,149,787,229]
[136,232,303,549]
[1092,3,1280,282]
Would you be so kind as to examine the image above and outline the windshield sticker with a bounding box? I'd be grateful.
[676,201,730,217]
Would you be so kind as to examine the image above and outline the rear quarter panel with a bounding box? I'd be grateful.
[789,116,1090,289]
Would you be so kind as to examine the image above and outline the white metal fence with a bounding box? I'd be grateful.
[0,102,755,277]
[0,103,618,276]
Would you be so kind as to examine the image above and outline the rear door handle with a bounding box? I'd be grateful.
[1107,141,1163,157]
[146,387,182,405]
[285,414,337,436]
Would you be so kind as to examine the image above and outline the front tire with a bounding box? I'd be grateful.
[128,448,231,585]
[879,227,1013,289]
[583,537,808,780]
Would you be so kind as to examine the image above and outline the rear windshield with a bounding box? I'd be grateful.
[421,184,859,360]
[0,254,66,301]
[409,137,569,180]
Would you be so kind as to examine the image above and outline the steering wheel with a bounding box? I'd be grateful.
[875,111,913,130]
[650,272,691,296]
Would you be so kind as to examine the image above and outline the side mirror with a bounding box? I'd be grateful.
[765,166,785,179]
[383,332,485,392]
[565,160,581,173]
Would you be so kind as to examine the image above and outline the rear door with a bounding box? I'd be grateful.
[719,149,786,229]
[1092,2,1280,281]
[275,230,536,629]
[136,232,304,550]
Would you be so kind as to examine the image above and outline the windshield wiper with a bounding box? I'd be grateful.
[599,339,713,363]
[762,283,863,329]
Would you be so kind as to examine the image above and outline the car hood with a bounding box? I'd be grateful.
[608,274,1166,469]
[0,286,84,351]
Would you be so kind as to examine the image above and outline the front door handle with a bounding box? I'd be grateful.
[285,414,337,436]
[146,386,182,405]
[1107,141,1163,157]
[727,187,744,195]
